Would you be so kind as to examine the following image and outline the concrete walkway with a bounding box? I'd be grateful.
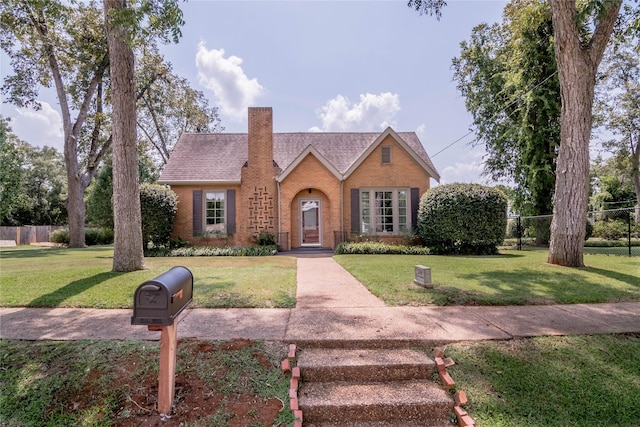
[2,257,640,344]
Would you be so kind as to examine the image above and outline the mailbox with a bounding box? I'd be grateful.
[132,266,193,326]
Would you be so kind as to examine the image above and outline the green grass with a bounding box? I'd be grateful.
[335,249,640,306]
[0,246,296,308]
[0,339,293,427]
[444,334,640,426]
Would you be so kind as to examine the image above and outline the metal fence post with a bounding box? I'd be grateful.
[628,210,632,257]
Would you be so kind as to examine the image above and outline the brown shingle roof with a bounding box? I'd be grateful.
[158,130,440,184]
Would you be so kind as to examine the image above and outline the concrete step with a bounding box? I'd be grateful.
[292,338,440,349]
[297,348,436,382]
[298,380,453,425]
[304,422,452,427]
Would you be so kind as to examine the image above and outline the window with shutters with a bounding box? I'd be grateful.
[205,191,225,233]
[360,188,409,234]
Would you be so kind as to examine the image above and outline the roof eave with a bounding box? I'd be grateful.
[343,127,441,182]
[157,179,242,186]
[276,145,343,183]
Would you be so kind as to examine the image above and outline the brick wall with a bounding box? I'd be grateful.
[343,134,432,235]
[170,184,242,245]
[279,154,341,249]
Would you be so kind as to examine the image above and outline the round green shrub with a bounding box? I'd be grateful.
[140,184,178,254]
[417,183,507,255]
[50,228,69,244]
[592,219,628,240]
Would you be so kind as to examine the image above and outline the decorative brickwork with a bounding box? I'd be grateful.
[247,186,275,233]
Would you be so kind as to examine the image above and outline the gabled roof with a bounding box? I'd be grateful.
[158,133,248,184]
[158,129,441,184]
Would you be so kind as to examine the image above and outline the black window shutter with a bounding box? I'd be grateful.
[226,189,236,235]
[411,188,420,230]
[350,188,360,233]
[193,190,202,236]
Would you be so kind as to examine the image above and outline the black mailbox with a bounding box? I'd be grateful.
[131,266,193,326]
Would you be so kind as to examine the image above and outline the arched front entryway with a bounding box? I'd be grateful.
[290,189,330,249]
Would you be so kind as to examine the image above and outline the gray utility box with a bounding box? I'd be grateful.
[414,265,433,288]
[131,266,193,326]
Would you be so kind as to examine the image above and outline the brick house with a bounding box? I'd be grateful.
[158,107,440,250]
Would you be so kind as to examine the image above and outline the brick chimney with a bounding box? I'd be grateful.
[247,107,274,176]
[241,107,278,242]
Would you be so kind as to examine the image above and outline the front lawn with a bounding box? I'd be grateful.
[444,334,640,426]
[0,246,296,308]
[335,249,640,306]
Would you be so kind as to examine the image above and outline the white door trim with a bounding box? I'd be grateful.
[300,198,321,247]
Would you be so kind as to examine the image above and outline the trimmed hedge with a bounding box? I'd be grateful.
[168,245,278,257]
[335,241,430,255]
[418,183,507,255]
[50,228,114,245]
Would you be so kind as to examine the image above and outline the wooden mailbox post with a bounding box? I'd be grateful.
[131,266,193,416]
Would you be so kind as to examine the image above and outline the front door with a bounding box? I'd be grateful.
[300,199,321,246]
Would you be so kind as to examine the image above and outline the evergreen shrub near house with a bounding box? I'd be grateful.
[335,241,430,255]
[169,245,278,257]
[418,183,507,255]
[140,184,177,255]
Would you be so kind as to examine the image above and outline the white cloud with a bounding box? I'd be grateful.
[195,41,265,122]
[438,146,491,185]
[12,102,64,151]
[415,124,426,138]
[311,92,400,132]
[440,161,485,185]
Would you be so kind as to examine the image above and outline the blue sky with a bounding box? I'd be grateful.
[1,0,508,185]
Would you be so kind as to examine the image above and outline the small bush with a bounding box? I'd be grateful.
[335,242,430,255]
[592,220,629,240]
[418,183,507,255]
[50,229,69,244]
[253,229,276,246]
[49,228,113,245]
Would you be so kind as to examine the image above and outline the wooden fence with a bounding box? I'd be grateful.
[0,226,63,245]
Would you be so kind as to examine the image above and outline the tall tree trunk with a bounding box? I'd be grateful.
[547,0,621,267]
[104,0,144,272]
[65,158,86,248]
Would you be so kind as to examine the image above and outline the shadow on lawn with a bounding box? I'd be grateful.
[454,267,640,305]
[584,267,640,288]
[0,246,110,259]
[28,271,124,308]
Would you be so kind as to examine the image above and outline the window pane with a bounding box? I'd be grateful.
[361,191,370,233]
[398,190,407,232]
[375,191,393,232]
[205,191,225,231]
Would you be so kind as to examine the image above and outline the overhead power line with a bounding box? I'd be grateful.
[430,70,559,158]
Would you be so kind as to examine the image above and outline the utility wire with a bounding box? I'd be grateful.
[430,70,559,158]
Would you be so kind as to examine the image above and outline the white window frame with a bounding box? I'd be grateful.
[299,198,322,246]
[204,190,226,234]
[360,188,409,235]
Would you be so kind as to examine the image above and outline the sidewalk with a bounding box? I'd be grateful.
[1,257,640,344]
